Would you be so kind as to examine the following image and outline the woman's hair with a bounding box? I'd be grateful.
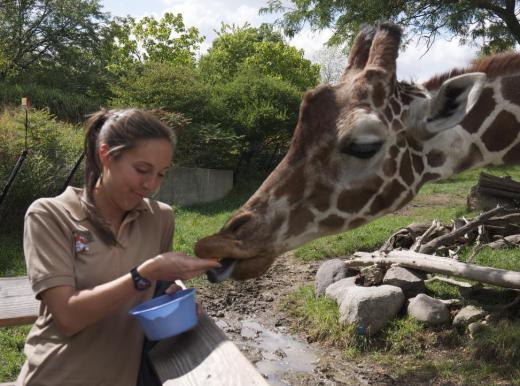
[82,108,175,244]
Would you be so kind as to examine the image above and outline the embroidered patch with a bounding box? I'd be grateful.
[73,231,93,253]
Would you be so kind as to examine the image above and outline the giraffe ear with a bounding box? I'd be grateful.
[425,72,487,133]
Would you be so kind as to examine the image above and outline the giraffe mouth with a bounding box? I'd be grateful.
[206,258,238,283]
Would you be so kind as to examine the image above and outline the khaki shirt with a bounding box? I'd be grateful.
[17,187,174,386]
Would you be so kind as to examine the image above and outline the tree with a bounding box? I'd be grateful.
[311,45,346,84]
[107,12,204,75]
[261,0,520,54]
[0,0,108,81]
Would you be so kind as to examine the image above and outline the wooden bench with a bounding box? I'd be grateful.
[0,276,268,385]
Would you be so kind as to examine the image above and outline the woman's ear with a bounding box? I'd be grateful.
[98,143,111,168]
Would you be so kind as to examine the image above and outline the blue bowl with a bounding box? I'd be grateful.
[129,288,198,341]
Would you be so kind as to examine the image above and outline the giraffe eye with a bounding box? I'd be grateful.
[340,141,384,159]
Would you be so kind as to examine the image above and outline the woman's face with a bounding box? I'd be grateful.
[100,138,173,212]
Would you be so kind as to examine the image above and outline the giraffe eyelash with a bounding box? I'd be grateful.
[340,141,384,159]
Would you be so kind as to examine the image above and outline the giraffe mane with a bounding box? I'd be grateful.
[423,52,520,91]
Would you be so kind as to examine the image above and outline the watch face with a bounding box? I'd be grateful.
[136,278,151,290]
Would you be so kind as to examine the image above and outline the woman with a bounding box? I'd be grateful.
[17,108,220,386]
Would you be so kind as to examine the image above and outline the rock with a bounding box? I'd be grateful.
[407,294,450,326]
[338,285,405,334]
[359,265,384,286]
[383,266,426,298]
[468,320,488,339]
[453,305,486,327]
[325,277,358,304]
[315,259,354,296]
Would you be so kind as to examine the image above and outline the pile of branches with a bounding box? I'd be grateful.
[344,206,520,290]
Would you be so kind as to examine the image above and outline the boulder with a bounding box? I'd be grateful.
[407,294,450,326]
[315,259,354,296]
[325,277,358,304]
[338,285,405,334]
[383,266,426,298]
[453,305,486,327]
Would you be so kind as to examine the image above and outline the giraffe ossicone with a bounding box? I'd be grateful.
[196,22,520,281]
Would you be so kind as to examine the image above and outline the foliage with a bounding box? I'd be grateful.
[261,0,520,54]
[0,0,110,95]
[312,44,347,83]
[0,107,83,231]
[107,12,204,75]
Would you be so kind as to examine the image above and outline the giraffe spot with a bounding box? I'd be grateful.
[337,176,384,213]
[504,142,520,164]
[418,172,441,189]
[400,93,412,105]
[460,88,495,134]
[309,182,334,212]
[412,154,424,175]
[400,150,414,185]
[454,144,484,173]
[368,179,406,215]
[268,214,285,235]
[502,75,520,105]
[383,105,393,122]
[390,98,401,115]
[407,135,422,151]
[426,149,446,168]
[383,157,397,176]
[389,145,399,158]
[286,206,314,238]
[481,110,520,152]
[274,167,305,205]
[348,217,367,229]
[395,190,415,210]
[391,119,403,132]
[372,82,386,107]
[396,133,406,147]
[319,215,345,230]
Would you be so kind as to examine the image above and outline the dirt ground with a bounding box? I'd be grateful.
[196,253,397,385]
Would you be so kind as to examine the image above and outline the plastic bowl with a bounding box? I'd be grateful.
[129,288,198,341]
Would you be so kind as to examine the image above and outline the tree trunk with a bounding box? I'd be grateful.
[346,250,520,289]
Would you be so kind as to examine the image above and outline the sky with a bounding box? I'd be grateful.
[100,0,480,83]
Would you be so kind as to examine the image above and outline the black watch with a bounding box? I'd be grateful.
[130,266,152,291]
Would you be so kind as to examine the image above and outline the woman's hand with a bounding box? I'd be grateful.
[139,252,221,282]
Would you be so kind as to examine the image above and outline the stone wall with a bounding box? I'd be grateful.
[156,166,233,206]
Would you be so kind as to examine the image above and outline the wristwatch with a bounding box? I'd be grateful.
[130,266,152,291]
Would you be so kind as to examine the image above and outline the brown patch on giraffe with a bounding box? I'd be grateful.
[504,142,520,164]
[424,52,520,91]
[502,75,520,104]
[426,149,446,168]
[412,154,424,175]
[383,105,393,122]
[389,145,399,158]
[368,179,406,215]
[372,82,386,107]
[399,150,414,185]
[454,144,484,173]
[274,166,305,205]
[407,135,422,151]
[390,98,401,115]
[319,215,345,230]
[395,190,415,210]
[460,88,495,134]
[418,172,441,188]
[400,93,413,105]
[396,132,406,147]
[309,182,334,212]
[348,217,367,229]
[391,119,403,132]
[285,205,314,238]
[481,110,520,152]
[337,176,384,213]
[383,157,397,177]
[268,214,285,235]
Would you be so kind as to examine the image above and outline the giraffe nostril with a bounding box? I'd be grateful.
[225,214,253,233]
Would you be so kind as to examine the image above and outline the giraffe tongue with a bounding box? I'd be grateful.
[206,258,238,283]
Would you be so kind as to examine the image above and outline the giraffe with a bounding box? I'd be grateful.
[195,22,520,282]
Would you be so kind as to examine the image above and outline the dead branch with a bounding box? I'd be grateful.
[424,275,473,288]
[347,250,520,289]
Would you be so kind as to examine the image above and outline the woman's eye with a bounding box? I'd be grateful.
[340,141,384,159]
[136,168,148,174]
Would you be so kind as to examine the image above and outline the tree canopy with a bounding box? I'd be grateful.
[261,0,520,54]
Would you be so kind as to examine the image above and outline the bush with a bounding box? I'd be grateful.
[0,107,83,232]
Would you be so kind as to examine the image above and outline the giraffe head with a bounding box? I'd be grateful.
[195,22,492,281]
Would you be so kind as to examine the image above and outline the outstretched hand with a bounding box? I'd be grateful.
[139,252,221,282]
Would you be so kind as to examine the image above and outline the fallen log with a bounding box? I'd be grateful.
[347,250,520,290]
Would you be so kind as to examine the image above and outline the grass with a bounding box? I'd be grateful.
[2,165,520,383]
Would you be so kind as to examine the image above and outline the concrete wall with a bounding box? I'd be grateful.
[156,166,233,206]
